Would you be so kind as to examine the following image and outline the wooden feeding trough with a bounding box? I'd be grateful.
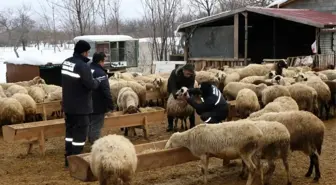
[2,107,165,156]
[35,100,63,120]
[67,140,200,182]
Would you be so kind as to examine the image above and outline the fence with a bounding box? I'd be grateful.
[286,53,336,68]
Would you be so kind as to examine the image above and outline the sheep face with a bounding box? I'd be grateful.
[277,59,288,69]
[33,76,46,84]
[175,87,189,99]
[293,73,308,82]
[165,132,183,149]
[268,71,276,79]
[123,105,141,114]
[153,78,163,89]
[271,75,282,84]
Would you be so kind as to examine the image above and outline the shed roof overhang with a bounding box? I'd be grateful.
[176,7,336,33]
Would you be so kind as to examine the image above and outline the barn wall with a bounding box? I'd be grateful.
[6,64,40,83]
[281,0,336,54]
[189,26,234,58]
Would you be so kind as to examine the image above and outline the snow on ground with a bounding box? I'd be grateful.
[0,44,74,66]
[0,44,74,83]
[267,0,289,7]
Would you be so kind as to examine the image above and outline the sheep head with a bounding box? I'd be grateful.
[33,76,46,84]
[267,71,276,79]
[277,59,288,69]
[123,105,141,114]
[175,87,189,99]
[153,78,163,89]
[165,132,183,149]
[293,72,308,82]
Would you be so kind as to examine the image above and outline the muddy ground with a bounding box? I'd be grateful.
[0,118,335,185]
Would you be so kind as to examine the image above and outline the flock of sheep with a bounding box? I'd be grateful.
[89,61,336,185]
[1,61,336,185]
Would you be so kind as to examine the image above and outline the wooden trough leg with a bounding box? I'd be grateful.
[38,130,46,156]
[26,143,34,155]
[143,116,149,140]
[42,104,47,121]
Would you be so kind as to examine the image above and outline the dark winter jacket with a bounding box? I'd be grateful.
[167,66,195,96]
[61,53,100,115]
[90,62,114,114]
[187,82,227,113]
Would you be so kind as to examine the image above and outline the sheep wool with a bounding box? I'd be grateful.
[223,82,267,100]
[90,134,138,185]
[224,72,240,86]
[165,121,264,185]
[236,88,260,118]
[0,86,6,98]
[249,96,299,118]
[11,93,37,116]
[261,85,291,106]
[195,71,219,86]
[286,83,318,113]
[5,84,28,97]
[110,81,146,106]
[240,120,291,185]
[249,110,325,181]
[28,85,47,103]
[0,97,25,126]
[117,87,139,114]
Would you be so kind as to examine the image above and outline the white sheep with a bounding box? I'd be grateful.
[117,87,141,137]
[90,134,138,185]
[271,75,295,86]
[0,86,6,98]
[11,93,37,120]
[27,85,48,103]
[318,69,336,80]
[0,97,25,126]
[165,121,264,185]
[224,72,241,86]
[249,111,325,182]
[236,88,260,118]
[249,96,299,118]
[238,60,288,79]
[261,85,291,106]
[295,74,331,119]
[110,81,146,107]
[285,83,318,114]
[5,84,28,97]
[223,82,267,100]
[239,120,291,185]
[195,71,220,86]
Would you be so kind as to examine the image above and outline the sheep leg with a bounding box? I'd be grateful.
[305,154,314,178]
[124,128,129,136]
[174,118,178,132]
[240,153,258,185]
[239,160,249,180]
[325,103,330,120]
[264,160,275,185]
[282,156,292,185]
[312,153,321,182]
[200,155,209,185]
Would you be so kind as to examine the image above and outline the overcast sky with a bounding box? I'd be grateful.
[3,0,145,21]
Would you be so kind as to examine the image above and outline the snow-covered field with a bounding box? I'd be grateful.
[0,45,74,83]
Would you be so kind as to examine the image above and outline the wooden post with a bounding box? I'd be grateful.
[42,104,47,121]
[273,19,276,58]
[183,32,189,62]
[243,12,248,66]
[39,130,46,156]
[315,28,320,54]
[234,14,239,60]
[143,116,149,140]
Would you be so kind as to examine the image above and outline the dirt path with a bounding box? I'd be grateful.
[0,119,335,185]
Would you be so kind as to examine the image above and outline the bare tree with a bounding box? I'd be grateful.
[0,9,18,46]
[189,0,218,16]
[53,0,99,35]
[217,0,274,11]
[108,0,122,35]
[142,0,181,63]
[12,4,35,56]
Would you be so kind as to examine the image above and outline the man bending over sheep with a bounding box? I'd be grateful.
[167,63,196,132]
[184,82,229,123]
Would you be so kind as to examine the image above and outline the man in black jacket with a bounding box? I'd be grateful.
[184,82,229,123]
[88,52,114,144]
[166,63,195,132]
[61,40,103,168]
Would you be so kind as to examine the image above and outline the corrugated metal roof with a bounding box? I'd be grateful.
[176,7,336,32]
